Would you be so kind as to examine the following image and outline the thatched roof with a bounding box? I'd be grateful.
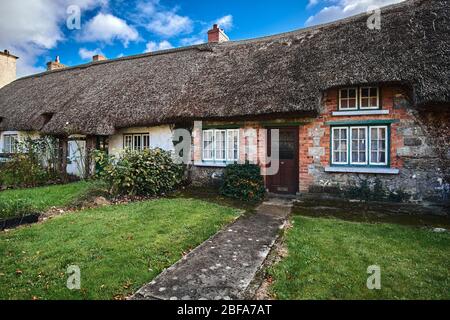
[0,0,448,136]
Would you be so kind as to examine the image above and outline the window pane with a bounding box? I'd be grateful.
[226,130,239,161]
[348,98,356,108]
[203,131,214,160]
[349,89,356,98]
[361,88,369,97]
[370,127,388,164]
[341,89,348,99]
[215,130,226,160]
[370,97,378,107]
[134,135,141,150]
[143,134,150,149]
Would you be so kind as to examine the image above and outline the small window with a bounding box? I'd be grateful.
[350,127,367,164]
[370,126,388,165]
[360,87,379,109]
[123,133,150,151]
[226,129,239,161]
[332,127,348,164]
[202,130,214,161]
[215,130,226,161]
[202,129,240,162]
[3,134,18,154]
[339,88,358,110]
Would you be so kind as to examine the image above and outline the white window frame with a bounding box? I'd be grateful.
[359,87,379,110]
[123,133,150,151]
[369,126,388,166]
[202,130,215,161]
[202,129,240,162]
[350,126,368,165]
[3,134,18,154]
[338,88,358,111]
[214,130,227,161]
[226,129,240,162]
[331,127,349,165]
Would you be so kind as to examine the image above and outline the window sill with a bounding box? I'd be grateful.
[194,161,228,168]
[332,110,389,116]
[325,166,399,174]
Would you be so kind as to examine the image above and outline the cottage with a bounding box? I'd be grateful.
[0,0,449,201]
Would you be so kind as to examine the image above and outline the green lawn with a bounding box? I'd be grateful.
[269,216,450,300]
[0,198,239,300]
[0,181,97,215]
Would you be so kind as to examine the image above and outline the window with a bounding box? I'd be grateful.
[370,126,388,165]
[350,127,367,164]
[202,129,239,162]
[332,127,348,164]
[339,88,358,110]
[3,134,18,153]
[331,125,389,166]
[123,133,150,151]
[360,87,379,109]
[338,86,380,110]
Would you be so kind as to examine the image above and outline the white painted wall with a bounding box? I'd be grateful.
[108,125,175,157]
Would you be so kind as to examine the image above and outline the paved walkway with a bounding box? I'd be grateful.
[132,197,292,300]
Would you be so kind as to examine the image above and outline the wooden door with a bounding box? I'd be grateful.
[267,128,299,194]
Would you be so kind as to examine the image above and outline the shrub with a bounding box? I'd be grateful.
[220,162,266,202]
[0,136,61,189]
[94,148,184,196]
[0,199,38,220]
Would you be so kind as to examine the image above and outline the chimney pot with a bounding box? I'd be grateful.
[46,55,66,71]
[208,24,229,43]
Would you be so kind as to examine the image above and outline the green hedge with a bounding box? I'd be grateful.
[220,163,266,201]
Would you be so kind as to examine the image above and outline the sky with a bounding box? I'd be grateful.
[0,0,404,77]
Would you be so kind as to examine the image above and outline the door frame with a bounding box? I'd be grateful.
[265,126,299,194]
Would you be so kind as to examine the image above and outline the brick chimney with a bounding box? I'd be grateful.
[46,56,66,71]
[92,54,107,62]
[0,49,18,89]
[207,24,229,43]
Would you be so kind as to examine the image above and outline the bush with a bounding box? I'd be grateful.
[94,148,184,196]
[220,162,266,202]
[0,136,61,189]
[0,199,38,220]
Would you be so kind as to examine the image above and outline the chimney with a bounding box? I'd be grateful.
[207,24,229,43]
[46,56,66,71]
[92,54,107,62]
[0,49,19,89]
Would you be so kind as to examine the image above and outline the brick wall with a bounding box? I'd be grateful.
[299,85,450,201]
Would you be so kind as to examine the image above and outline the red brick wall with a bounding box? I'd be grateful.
[299,85,418,193]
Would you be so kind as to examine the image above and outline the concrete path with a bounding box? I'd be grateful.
[132,197,292,300]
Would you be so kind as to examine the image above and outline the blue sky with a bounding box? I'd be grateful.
[0,0,403,77]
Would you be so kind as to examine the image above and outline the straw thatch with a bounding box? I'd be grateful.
[0,0,448,135]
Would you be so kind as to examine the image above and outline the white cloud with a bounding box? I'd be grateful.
[133,0,192,38]
[215,15,233,30]
[146,11,192,37]
[144,40,173,53]
[0,0,107,77]
[79,13,139,46]
[307,0,321,8]
[305,0,405,26]
[78,47,104,60]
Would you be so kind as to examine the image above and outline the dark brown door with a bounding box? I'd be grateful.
[267,128,299,194]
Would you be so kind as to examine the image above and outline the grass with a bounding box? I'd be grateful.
[0,198,239,300]
[269,216,450,300]
[0,181,100,218]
